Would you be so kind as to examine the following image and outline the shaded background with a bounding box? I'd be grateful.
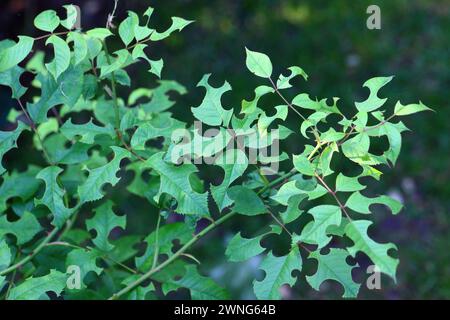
[0,0,449,299]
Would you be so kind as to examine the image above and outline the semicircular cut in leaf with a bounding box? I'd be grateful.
[85,200,126,252]
[65,248,103,288]
[61,4,79,30]
[0,36,34,73]
[296,205,342,249]
[345,191,402,215]
[78,146,131,204]
[211,149,249,211]
[67,32,87,65]
[0,211,42,245]
[240,85,274,115]
[345,220,399,281]
[35,166,73,228]
[0,121,29,175]
[335,173,366,192]
[277,66,308,89]
[118,11,139,46]
[34,10,60,33]
[245,47,272,78]
[306,248,360,298]
[150,17,194,41]
[191,74,233,127]
[60,118,116,145]
[162,265,230,300]
[227,186,266,216]
[27,65,84,124]
[0,65,28,99]
[225,232,266,262]
[45,35,71,80]
[144,152,209,216]
[0,165,41,213]
[355,76,393,112]
[7,269,66,300]
[253,247,302,300]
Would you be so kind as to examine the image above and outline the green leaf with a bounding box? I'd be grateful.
[136,222,192,271]
[34,10,60,33]
[227,186,266,216]
[335,173,365,192]
[0,121,28,175]
[137,80,187,113]
[306,248,360,298]
[241,85,274,115]
[144,152,209,216]
[78,147,130,204]
[341,132,383,166]
[394,101,432,116]
[355,76,393,112]
[35,166,73,228]
[191,74,233,126]
[320,128,346,143]
[163,265,230,300]
[27,65,84,124]
[0,211,42,245]
[150,17,194,41]
[99,49,131,78]
[345,220,398,280]
[225,232,265,262]
[61,5,79,30]
[293,153,315,176]
[132,44,164,78]
[86,200,126,252]
[45,35,71,80]
[122,276,156,300]
[0,65,28,99]
[277,66,308,89]
[61,118,116,145]
[7,269,66,300]
[44,135,91,165]
[253,248,302,299]
[86,28,113,40]
[292,94,341,114]
[131,116,185,151]
[0,36,34,72]
[296,205,341,249]
[345,191,402,215]
[245,48,272,78]
[67,32,87,65]
[211,149,248,211]
[118,11,139,46]
[66,248,103,287]
[0,239,12,271]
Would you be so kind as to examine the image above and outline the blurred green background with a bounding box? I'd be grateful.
[1,0,449,299]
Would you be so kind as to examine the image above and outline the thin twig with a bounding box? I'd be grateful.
[268,77,308,122]
[0,228,59,276]
[109,211,236,300]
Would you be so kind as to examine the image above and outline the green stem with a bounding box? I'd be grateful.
[257,141,324,195]
[0,228,59,276]
[151,213,162,269]
[108,211,236,300]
